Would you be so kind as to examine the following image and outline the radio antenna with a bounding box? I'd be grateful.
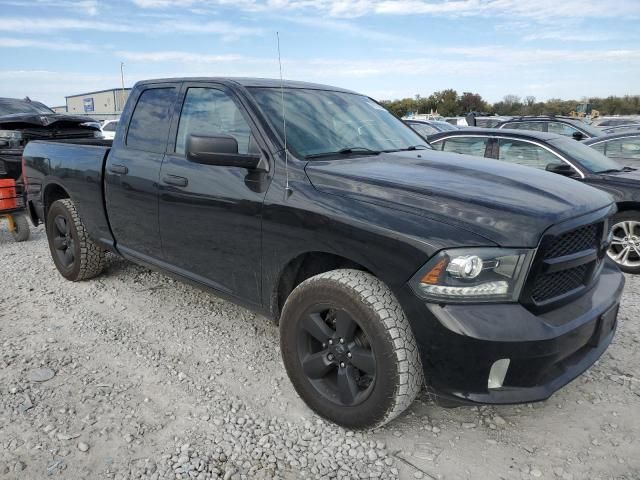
[277,32,292,198]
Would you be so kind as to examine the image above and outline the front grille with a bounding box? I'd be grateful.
[545,224,598,259]
[531,264,589,303]
[522,214,609,311]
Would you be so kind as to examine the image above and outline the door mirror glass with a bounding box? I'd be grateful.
[545,162,575,176]
[186,134,262,169]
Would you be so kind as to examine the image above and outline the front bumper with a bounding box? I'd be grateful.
[402,261,624,405]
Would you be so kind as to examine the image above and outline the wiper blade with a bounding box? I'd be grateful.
[384,145,431,152]
[305,147,381,159]
[597,168,625,174]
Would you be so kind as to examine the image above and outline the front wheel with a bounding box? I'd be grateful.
[608,211,640,274]
[46,199,105,281]
[280,269,423,429]
[11,214,31,242]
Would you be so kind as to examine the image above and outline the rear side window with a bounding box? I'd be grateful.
[498,139,563,169]
[175,87,251,155]
[103,121,117,132]
[440,137,489,157]
[126,87,177,153]
[503,121,545,132]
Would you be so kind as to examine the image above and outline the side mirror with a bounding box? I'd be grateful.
[572,131,585,141]
[186,134,265,170]
[546,163,575,176]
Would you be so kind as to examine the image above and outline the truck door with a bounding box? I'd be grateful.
[105,84,179,261]
[158,83,272,304]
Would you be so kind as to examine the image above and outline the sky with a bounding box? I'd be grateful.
[1,0,639,107]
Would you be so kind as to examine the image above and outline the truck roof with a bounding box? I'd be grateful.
[135,77,359,94]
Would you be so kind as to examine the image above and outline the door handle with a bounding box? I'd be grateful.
[162,175,188,187]
[109,164,128,175]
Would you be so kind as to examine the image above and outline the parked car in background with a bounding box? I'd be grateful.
[584,132,640,167]
[601,124,640,135]
[427,127,640,273]
[0,97,101,184]
[592,117,640,128]
[495,116,603,140]
[23,77,623,428]
[403,119,457,137]
[101,119,119,140]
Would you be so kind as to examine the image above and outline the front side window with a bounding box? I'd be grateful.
[408,122,438,137]
[439,137,489,157]
[248,88,426,158]
[0,99,54,115]
[600,137,640,161]
[176,88,252,155]
[498,139,563,170]
[502,121,545,132]
[126,87,177,153]
[103,121,118,132]
[548,122,581,137]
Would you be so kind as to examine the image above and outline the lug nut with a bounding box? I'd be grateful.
[339,362,345,368]
[328,339,334,345]
[347,352,352,358]
[328,353,334,361]
[339,338,345,344]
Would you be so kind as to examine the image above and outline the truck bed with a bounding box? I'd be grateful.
[23,139,115,248]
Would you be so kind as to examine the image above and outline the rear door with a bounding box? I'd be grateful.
[432,136,492,158]
[105,83,179,260]
[158,82,272,303]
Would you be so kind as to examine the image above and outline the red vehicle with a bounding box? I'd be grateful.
[0,177,30,242]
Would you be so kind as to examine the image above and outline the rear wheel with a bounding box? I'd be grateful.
[608,211,640,274]
[280,269,423,429]
[46,199,105,281]
[11,214,31,242]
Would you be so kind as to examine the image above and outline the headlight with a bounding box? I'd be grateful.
[0,130,23,140]
[411,248,534,302]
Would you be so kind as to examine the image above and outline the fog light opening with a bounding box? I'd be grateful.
[488,358,510,389]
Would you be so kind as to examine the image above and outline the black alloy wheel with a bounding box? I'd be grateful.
[52,214,76,269]
[297,306,376,407]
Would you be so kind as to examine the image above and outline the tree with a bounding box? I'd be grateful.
[459,92,489,113]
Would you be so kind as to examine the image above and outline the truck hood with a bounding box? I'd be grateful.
[0,113,99,130]
[305,151,614,247]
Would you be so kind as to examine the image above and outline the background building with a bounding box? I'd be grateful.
[65,88,131,120]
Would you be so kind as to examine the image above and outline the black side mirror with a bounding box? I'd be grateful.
[572,131,585,141]
[546,163,575,176]
[186,134,266,170]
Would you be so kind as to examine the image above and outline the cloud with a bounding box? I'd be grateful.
[0,37,93,52]
[118,51,247,63]
[0,16,262,39]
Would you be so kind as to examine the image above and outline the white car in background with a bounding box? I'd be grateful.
[101,119,119,140]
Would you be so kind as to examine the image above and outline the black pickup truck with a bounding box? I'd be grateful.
[23,78,623,429]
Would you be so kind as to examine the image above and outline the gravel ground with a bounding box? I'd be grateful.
[1,223,639,480]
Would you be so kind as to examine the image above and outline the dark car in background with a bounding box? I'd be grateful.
[495,116,603,140]
[403,119,457,137]
[584,132,640,167]
[0,97,101,183]
[427,127,640,273]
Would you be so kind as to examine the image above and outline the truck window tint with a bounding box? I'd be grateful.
[126,87,177,153]
[601,137,640,160]
[440,137,488,157]
[176,88,251,155]
[548,122,580,137]
[498,139,563,169]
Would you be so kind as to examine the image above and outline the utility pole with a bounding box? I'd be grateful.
[120,62,126,113]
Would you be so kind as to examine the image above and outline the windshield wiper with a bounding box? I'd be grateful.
[383,145,431,152]
[597,168,626,174]
[305,147,381,159]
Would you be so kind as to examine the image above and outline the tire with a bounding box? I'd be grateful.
[280,269,423,429]
[46,199,105,281]
[608,210,640,274]
[11,214,31,242]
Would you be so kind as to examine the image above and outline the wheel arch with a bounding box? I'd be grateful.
[271,251,373,321]
[42,182,71,222]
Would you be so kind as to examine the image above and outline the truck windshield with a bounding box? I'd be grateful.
[0,99,54,116]
[249,87,428,158]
